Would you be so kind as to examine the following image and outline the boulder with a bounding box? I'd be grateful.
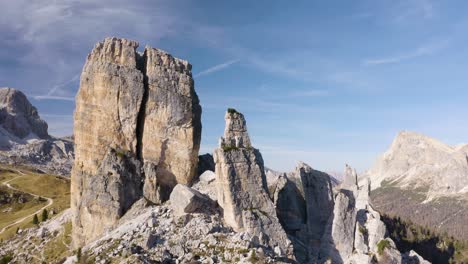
[199,170,216,183]
[169,184,214,217]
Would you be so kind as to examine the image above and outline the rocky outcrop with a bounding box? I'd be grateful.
[298,162,335,244]
[342,164,358,191]
[213,109,293,256]
[0,88,48,142]
[0,137,74,176]
[365,131,468,198]
[140,46,202,202]
[71,37,201,247]
[273,174,306,234]
[319,189,356,263]
[367,131,468,240]
[0,88,73,175]
[318,165,425,264]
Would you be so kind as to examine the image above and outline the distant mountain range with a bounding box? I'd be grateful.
[366,131,468,240]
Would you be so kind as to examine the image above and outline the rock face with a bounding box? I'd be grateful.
[140,47,202,202]
[213,109,293,256]
[318,165,419,264]
[342,164,358,191]
[273,174,306,234]
[298,162,335,243]
[0,87,73,175]
[366,131,468,198]
[71,37,201,247]
[367,131,468,239]
[0,88,48,141]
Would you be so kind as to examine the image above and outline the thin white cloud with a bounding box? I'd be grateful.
[392,0,434,23]
[194,59,239,78]
[34,74,79,101]
[34,95,75,101]
[364,40,448,66]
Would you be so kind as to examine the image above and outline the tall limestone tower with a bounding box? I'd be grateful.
[71,37,201,247]
[213,109,294,256]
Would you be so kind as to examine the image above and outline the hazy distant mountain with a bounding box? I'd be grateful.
[366,131,468,239]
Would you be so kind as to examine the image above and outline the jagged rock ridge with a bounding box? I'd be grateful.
[71,37,201,247]
[0,88,73,175]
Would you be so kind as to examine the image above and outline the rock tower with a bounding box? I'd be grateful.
[71,37,201,247]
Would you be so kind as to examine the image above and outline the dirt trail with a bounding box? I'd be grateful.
[0,171,54,234]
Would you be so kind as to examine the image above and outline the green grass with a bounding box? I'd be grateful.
[43,221,73,262]
[0,187,47,230]
[377,239,391,255]
[222,145,239,152]
[358,224,368,236]
[0,165,70,240]
[9,173,70,211]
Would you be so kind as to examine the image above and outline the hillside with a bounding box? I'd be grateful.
[0,165,70,241]
[367,131,468,240]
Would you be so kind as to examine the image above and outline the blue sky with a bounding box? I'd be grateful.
[1,0,468,174]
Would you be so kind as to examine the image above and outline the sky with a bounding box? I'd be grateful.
[1,0,468,174]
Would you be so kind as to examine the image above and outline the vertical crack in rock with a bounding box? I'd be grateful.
[135,50,148,162]
[72,37,202,247]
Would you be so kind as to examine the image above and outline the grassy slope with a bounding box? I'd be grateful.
[0,186,47,230]
[0,165,70,241]
[371,181,468,240]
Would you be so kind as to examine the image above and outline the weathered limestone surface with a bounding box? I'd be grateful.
[273,174,306,233]
[213,109,293,256]
[72,37,201,247]
[72,38,145,246]
[169,184,214,217]
[141,47,202,202]
[317,165,426,264]
[342,164,358,191]
[319,189,356,263]
[298,162,335,243]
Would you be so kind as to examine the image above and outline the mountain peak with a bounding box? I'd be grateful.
[366,131,468,199]
[0,87,49,142]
